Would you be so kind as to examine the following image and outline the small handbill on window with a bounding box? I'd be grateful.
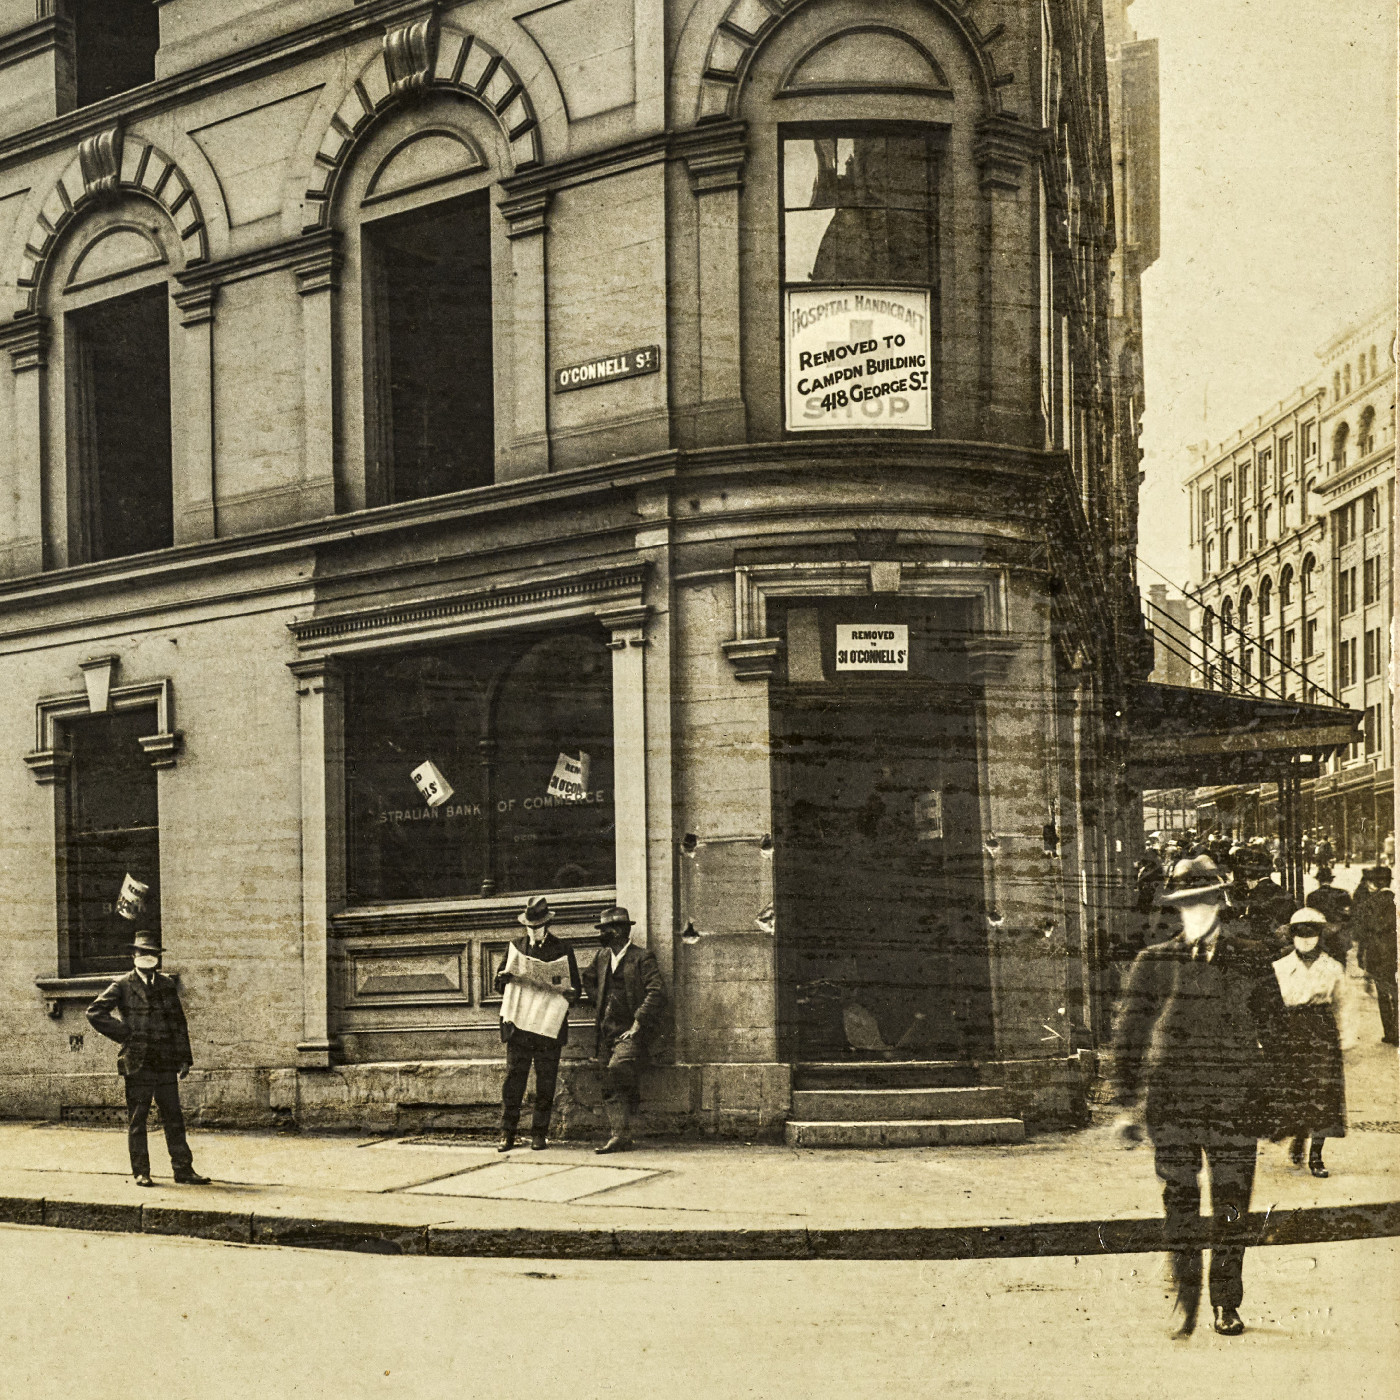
[410,760,454,808]
[546,750,591,801]
[115,873,149,921]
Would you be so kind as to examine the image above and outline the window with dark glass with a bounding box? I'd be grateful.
[364,191,493,503]
[67,284,173,562]
[345,630,614,904]
[782,126,939,285]
[70,0,159,108]
[62,707,160,974]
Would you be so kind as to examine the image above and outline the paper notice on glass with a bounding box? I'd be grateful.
[546,750,590,801]
[115,873,149,921]
[410,760,454,808]
[500,943,571,1038]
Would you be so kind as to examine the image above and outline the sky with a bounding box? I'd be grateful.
[1128,0,1398,594]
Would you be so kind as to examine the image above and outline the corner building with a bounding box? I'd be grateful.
[0,0,1151,1135]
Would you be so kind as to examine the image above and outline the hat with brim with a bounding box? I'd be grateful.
[595,905,635,930]
[1363,866,1392,887]
[1159,855,1229,904]
[1290,907,1327,927]
[130,930,163,955]
[518,895,554,928]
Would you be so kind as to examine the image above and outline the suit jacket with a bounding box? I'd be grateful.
[495,932,582,1047]
[1111,928,1283,1141]
[591,942,667,1058]
[86,970,192,1077]
[1354,889,1397,980]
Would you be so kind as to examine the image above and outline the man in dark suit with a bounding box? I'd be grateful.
[86,930,209,1188]
[1112,855,1282,1338]
[1354,866,1397,1044]
[1225,843,1296,944]
[494,895,582,1151]
[591,906,667,1154]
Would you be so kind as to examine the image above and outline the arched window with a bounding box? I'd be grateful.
[1334,370,1342,401]
[1203,607,1216,647]
[1243,515,1255,552]
[1280,565,1294,606]
[1222,528,1233,564]
[1205,537,1216,573]
[1221,596,1235,641]
[1332,421,1350,469]
[1259,575,1273,618]
[1371,345,1379,379]
[1358,355,1367,385]
[1262,502,1273,542]
[1238,587,1252,632]
[1283,491,1294,529]
[1359,405,1376,456]
[1344,363,1352,396]
[1302,554,1316,596]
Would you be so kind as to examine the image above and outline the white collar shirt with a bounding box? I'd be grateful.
[610,943,629,973]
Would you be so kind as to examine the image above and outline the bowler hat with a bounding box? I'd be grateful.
[129,930,163,955]
[595,905,635,930]
[1229,843,1272,875]
[518,895,554,928]
[1159,854,1228,903]
[1364,866,1393,887]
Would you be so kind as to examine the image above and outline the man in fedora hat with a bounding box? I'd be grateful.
[1111,854,1283,1338]
[86,931,209,1188]
[591,906,667,1153]
[494,895,582,1151]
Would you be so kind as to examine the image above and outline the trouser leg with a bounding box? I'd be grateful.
[1205,1142,1257,1309]
[602,1040,641,1140]
[501,1040,531,1133]
[124,1077,154,1178]
[1154,1142,1204,1314]
[151,1078,194,1174]
[1377,981,1398,1043]
[531,1048,561,1134]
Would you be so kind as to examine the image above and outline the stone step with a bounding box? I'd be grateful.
[790,1086,1007,1122]
[784,1117,1026,1149]
[793,1060,981,1091]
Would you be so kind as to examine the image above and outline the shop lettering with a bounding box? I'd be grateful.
[378,791,609,823]
[554,346,660,392]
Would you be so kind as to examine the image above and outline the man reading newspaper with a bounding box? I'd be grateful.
[494,896,581,1151]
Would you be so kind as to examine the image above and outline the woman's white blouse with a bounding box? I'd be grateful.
[1271,951,1358,1048]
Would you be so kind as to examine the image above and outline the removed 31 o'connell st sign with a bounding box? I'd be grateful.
[785,287,932,431]
[553,345,661,393]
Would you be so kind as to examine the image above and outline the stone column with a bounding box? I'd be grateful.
[499,191,550,481]
[683,126,746,446]
[288,657,345,1069]
[975,118,1049,447]
[601,605,650,939]
[171,282,218,544]
[292,233,340,519]
[0,316,49,576]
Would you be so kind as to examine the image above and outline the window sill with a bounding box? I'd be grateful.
[332,888,617,938]
[35,970,179,1018]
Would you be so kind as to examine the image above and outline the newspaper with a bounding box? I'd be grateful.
[499,943,573,1039]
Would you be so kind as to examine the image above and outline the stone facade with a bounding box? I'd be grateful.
[0,0,1150,1135]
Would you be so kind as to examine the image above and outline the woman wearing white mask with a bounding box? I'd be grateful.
[1268,908,1358,1177]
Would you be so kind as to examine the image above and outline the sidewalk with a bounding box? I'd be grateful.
[3,1034,1396,1262]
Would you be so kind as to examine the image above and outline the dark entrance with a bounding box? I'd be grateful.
[772,684,992,1062]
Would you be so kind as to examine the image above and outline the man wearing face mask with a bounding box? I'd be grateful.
[86,931,209,1188]
[1267,908,1358,1178]
[1111,854,1283,1339]
[590,906,667,1154]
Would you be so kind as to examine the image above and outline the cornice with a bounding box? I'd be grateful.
[175,229,337,293]
[498,132,669,200]
[0,0,428,172]
[0,15,69,71]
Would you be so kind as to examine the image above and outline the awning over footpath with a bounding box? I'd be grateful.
[1125,683,1363,790]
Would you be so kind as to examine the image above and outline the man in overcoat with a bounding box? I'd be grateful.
[1224,843,1296,944]
[86,930,209,1187]
[1354,866,1398,1045]
[591,906,667,1153]
[1111,855,1283,1338]
[494,895,582,1151]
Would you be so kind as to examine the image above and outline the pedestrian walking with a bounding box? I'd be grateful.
[1305,868,1352,966]
[1266,909,1358,1178]
[1111,854,1283,1338]
[85,931,210,1188]
[1313,836,1334,877]
[1353,867,1398,1045]
[1224,843,1296,944]
[495,896,582,1152]
[590,906,667,1154]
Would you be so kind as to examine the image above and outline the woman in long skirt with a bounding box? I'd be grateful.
[1269,908,1358,1177]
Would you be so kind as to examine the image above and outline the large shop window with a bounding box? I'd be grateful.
[62,708,161,974]
[363,191,494,503]
[781,125,939,433]
[345,630,614,904]
[67,284,174,561]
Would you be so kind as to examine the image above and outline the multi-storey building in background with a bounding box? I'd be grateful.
[0,0,1154,1137]
[1183,306,1395,857]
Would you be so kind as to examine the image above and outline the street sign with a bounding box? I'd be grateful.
[554,345,661,393]
[834,624,909,671]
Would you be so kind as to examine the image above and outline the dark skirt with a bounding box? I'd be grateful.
[1269,1003,1347,1139]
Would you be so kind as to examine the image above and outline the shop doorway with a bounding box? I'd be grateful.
[772,687,992,1062]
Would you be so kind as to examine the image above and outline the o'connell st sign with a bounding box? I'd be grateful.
[554,345,661,393]
[785,288,931,432]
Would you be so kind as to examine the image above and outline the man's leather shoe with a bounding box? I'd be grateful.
[133,1174,155,1188]
[1309,1160,1329,1178]
[174,1171,211,1185]
[497,1135,517,1152]
[595,1136,631,1155]
[1213,1307,1244,1336]
[530,1134,548,1150]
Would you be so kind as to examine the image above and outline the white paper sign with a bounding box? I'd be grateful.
[546,750,590,801]
[410,760,454,808]
[915,790,943,842]
[115,873,149,921]
[785,288,932,432]
[835,624,909,672]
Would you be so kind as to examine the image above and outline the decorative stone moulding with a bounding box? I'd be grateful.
[16,124,208,313]
[24,674,182,785]
[695,0,1017,123]
[303,22,542,233]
